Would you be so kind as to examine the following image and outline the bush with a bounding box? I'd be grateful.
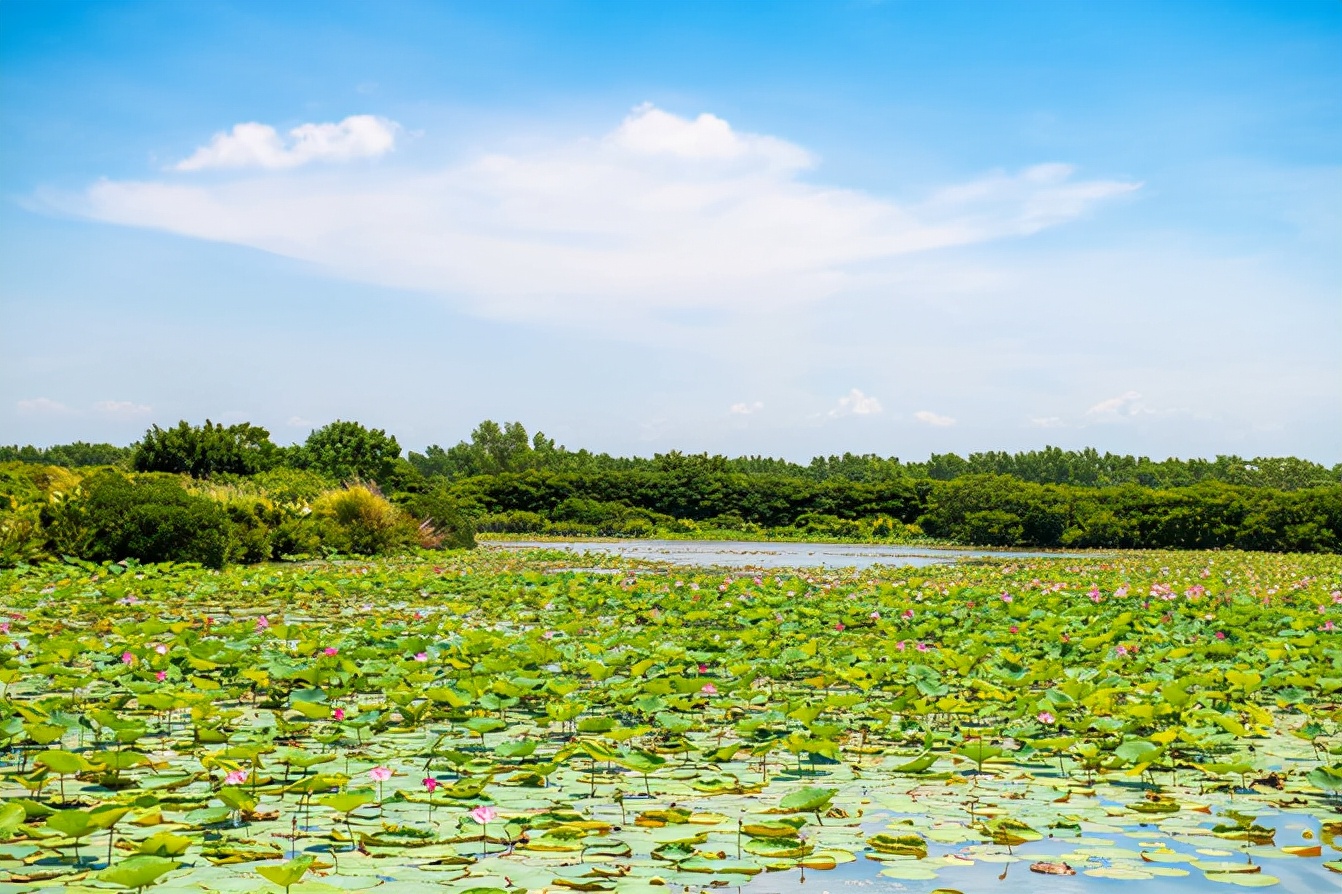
[222,498,283,563]
[63,471,233,567]
[250,467,336,506]
[477,510,548,534]
[919,475,1068,547]
[271,516,324,558]
[957,510,1025,547]
[399,486,476,549]
[311,486,418,555]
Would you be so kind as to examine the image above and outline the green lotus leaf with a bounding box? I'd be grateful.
[34,749,94,775]
[0,802,26,838]
[778,786,837,813]
[138,831,193,856]
[46,808,93,838]
[257,854,316,889]
[97,855,181,889]
[318,788,376,815]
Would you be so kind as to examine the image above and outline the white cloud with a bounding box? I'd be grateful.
[913,410,956,427]
[174,115,397,171]
[730,401,764,415]
[94,400,152,418]
[611,103,811,169]
[1085,390,1148,420]
[1029,416,1067,428]
[829,388,882,417]
[70,104,1139,324]
[16,397,69,415]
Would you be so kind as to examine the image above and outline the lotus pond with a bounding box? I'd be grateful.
[1,548,1341,894]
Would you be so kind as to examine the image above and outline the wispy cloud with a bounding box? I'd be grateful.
[174,115,397,171]
[830,388,882,417]
[729,401,764,415]
[94,400,152,418]
[913,409,956,427]
[16,397,70,415]
[69,105,1139,325]
[1086,390,1148,420]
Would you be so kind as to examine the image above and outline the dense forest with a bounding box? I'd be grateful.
[2,419,1340,566]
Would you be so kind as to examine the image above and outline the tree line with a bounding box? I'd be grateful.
[2,418,1339,566]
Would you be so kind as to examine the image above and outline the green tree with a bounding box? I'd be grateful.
[0,442,132,468]
[293,421,402,486]
[411,421,561,479]
[133,421,280,478]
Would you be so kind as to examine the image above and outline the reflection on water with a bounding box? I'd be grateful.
[737,805,1337,894]
[486,539,1089,569]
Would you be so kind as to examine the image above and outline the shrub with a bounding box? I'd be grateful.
[311,486,418,555]
[957,510,1025,547]
[63,470,232,567]
[271,517,324,558]
[222,498,283,564]
[477,510,547,534]
[398,486,476,549]
[250,467,336,506]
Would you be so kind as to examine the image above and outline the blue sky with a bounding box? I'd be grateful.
[2,0,1339,462]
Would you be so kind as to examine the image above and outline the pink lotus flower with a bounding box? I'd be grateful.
[1001,593,1013,603]
[1009,625,1019,634]
[1215,631,1226,640]
[469,805,499,824]
[224,769,248,785]
[423,777,439,792]
[323,647,338,657]
[0,622,8,634]
[1323,620,1336,632]
[895,640,906,651]
[915,642,929,652]
[415,652,429,662]
[901,609,914,620]
[369,766,392,783]
[333,707,346,721]
[121,651,134,665]
[156,670,166,681]
[154,643,168,655]
[255,616,270,630]
[701,683,717,695]
[1037,711,1055,725]
[698,663,708,673]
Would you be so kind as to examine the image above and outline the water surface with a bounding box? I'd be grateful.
[486,539,1090,569]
